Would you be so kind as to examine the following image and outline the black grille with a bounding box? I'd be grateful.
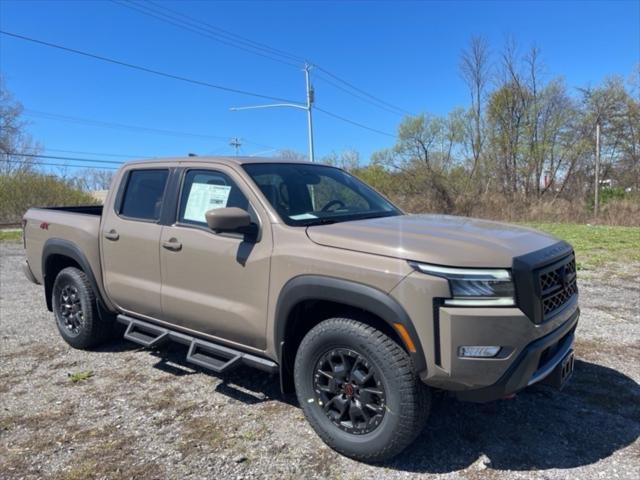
[538,256,577,319]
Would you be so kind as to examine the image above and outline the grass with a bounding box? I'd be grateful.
[68,370,94,383]
[0,229,21,242]
[527,223,640,270]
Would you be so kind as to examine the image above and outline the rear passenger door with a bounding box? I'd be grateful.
[101,167,170,318]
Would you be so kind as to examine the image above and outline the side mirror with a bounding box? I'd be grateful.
[205,207,252,232]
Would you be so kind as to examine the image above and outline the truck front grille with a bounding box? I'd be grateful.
[512,242,577,324]
[538,256,577,320]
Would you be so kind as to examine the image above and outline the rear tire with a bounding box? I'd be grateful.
[52,267,110,349]
[294,317,430,462]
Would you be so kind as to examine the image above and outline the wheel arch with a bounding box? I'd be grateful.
[274,275,426,393]
[42,238,111,315]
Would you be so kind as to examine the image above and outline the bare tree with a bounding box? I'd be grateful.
[322,149,360,170]
[278,149,307,162]
[460,36,490,177]
[72,168,115,191]
[0,77,41,174]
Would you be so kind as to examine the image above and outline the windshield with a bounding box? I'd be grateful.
[242,163,402,226]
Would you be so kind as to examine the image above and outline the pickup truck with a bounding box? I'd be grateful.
[22,156,579,462]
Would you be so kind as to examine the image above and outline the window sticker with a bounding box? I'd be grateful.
[183,182,232,222]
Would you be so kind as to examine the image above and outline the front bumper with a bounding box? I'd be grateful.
[390,270,579,402]
[455,307,578,402]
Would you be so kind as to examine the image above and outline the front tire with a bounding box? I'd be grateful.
[52,267,110,349]
[294,317,430,462]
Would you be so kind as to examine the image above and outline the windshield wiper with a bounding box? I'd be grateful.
[350,211,399,222]
[303,218,338,227]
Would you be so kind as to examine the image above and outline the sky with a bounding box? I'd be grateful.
[0,0,638,172]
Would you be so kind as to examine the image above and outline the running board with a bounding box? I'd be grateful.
[187,340,241,373]
[117,314,278,375]
[123,320,170,348]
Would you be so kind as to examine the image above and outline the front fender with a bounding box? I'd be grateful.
[274,275,426,378]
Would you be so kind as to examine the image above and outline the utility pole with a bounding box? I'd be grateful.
[304,63,315,163]
[230,137,242,156]
[230,62,316,162]
[594,121,600,216]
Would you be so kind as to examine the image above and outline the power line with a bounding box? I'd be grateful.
[23,109,276,149]
[315,107,395,137]
[3,159,119,170]
[44,147,151,158]
[4,152,124,165]
[146,0,305,63]
[0,30,300,104]
[24,109,228,140]
[111,0,302,68]
[314,66,414,117]
[112,0,413,119]
[313,72,407,117]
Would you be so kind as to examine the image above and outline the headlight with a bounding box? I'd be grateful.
[409,262,515,307]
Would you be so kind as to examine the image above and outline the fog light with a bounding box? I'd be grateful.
[458,346,501,358]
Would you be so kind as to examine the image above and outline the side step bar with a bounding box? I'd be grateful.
[123,320,170,348]
[117,314,278,375]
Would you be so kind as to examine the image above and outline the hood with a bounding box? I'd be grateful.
[306,214,560,268]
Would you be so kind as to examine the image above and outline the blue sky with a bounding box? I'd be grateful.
[1,0,638,170]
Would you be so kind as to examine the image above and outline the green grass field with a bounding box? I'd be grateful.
[1,223,638,270]
[529,223,640,270]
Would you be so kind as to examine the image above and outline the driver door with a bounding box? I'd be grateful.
[159,165,272,350]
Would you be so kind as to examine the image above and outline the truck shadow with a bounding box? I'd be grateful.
[388,359,640,473]
[125,340,640,473]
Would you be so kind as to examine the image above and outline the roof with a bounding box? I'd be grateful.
[124,155,313,167]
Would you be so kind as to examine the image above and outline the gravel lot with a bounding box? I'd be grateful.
[1,240,639,480]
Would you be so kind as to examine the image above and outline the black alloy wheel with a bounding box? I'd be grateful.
[294,317,431,462]
[313,348,386,435]
[52,267,111,349]
[57,284,84,336]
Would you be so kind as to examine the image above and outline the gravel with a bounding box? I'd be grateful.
[1,241,639,480]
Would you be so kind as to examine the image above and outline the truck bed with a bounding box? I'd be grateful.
[39,205,104,216]
[23,204,108,306]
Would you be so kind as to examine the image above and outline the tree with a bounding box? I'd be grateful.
[71,168,115,191]
[460,36,490,178]
[321,149,360,170]
[0,77,41,174]
[278,149,307,162]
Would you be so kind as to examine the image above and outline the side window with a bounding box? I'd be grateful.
[119,169,169,221]
[178,170,249,226]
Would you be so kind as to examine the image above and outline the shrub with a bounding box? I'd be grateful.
[0,172,97,224]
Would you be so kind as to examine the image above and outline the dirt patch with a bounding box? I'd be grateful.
[1,241,638,479]
[575,338,640,364]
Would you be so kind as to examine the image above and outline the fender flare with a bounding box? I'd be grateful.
[42,238,111,313]
[274,275,426,375]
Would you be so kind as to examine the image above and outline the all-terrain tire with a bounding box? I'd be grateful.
[294,317,430,462]
[52,267,110,349]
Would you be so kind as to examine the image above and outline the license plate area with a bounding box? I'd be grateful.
[541,350,575,389]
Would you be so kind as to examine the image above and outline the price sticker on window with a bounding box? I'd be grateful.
[183,183,232,222]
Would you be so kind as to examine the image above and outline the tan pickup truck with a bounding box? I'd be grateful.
[22,156,579,461]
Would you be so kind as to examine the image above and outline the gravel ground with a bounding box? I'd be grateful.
[1,240,639,480]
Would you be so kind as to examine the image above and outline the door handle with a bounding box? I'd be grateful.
[104,230,119,241]
[162,239,182,251]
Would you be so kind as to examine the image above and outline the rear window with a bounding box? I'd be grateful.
[119,169,169,221]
